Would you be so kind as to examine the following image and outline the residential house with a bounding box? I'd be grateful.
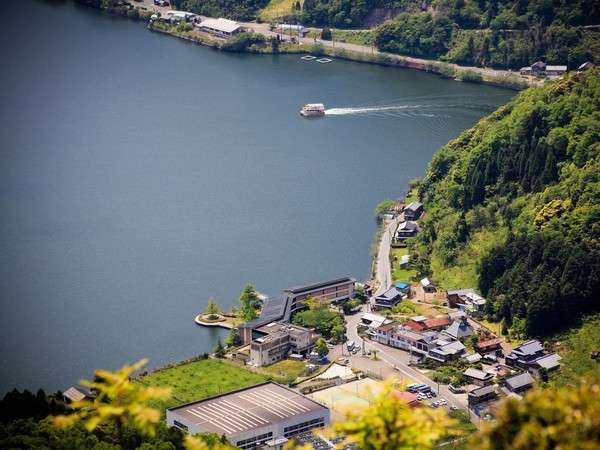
[250,322,319,367]
[375,323,437,355]
[395,221,419,239]
[394,282,411,296]
[63,386,96,403]
[403,201,423,220]
[446,288,486,316]
[578,61,595,73]
[463,368,494,387]
[405,316,450,333]
[504,372,534,395]
[393,391,420,408]
[505,340,544,368]
[464,353,482,364]
[546,65,568,77]
[527,353,561,378]
[428,339,466,362]
[420,277,436,293]
[373,286,404,308]
[531,60,547,75]
[399,254,410,268]
[359,312,392,334]
[468,385,498,407]
[442,318,474,341]
[475,337,503,356]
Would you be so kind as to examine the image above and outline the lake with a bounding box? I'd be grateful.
[0,0,514,393]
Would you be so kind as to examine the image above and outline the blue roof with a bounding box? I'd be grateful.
[395,282,409,289]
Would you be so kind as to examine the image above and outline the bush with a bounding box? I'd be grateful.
[222,32,266,52]
[321,27,332,40]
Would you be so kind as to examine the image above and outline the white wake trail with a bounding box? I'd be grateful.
[324,104,429,115]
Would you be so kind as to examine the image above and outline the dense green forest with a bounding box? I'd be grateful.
[301,0,600,69]
[411,69,600,338]
[171,0,269,21]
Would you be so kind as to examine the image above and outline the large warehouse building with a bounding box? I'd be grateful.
[166,382,330,449]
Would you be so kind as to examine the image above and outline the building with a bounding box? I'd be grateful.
[375,323,437,355]
[463,368,494,387]
[546,65,567,77]
[393,391,420,408]
[399,254,410,268]
[166,10,197,23]
[275,24,306,37]
[403,201,423,220]
[505,340,545,368]
[359,312,392,334]
[167,382,330,449]
[197,18,244,37]
[503,372,534,395]
[442,318,474,341]
[240,277,355,343]
[250,322,319,367]
[468,385,498,407]
[395,221,419,239]
[475,337,503,356]
[578,61,595,73]
[527,353,561,378]
[63,385,95,403]
[446,288,486,315]
[373,286,404,308]
[405,316,450,333]
[420,277,436,293]
[427,339,466,362]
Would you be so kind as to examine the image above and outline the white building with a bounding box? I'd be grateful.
[197,18,244,37]
[167,382,329,450]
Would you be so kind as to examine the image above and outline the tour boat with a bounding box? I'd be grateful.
[300,103,326,117]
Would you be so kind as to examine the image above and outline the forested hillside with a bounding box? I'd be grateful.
[302,0,600,69]
[412,70,600,338]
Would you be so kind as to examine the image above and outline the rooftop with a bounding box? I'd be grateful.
[512,340,543,357]
[447,288,475,296]
[168,382,328,437]
[469,384,497,398]
[240,296,288,329]
[404,201,423,212]
[505,372,534,391]
[463,368,494,381]
[376,286,403,301]
[532,353,561,370]
[284,277,356,295]
[199,17,242,33]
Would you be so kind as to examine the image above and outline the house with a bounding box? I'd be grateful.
[375,323,437,355]
[448,310,467,321]
[166,10,197,23]
[63,386,96,403]
[504,372,534,394]
[464,353,482,363]
[546,65,567,77]
[403,201,423,220]
[446,288,486,316]
[531,60,547,75]
[404,316,428,332]
[393,391,420,408]
[475,337,503,356]
[405,316,450,333]
[468,384,498,407]
[373,286,404,308]
[395,221,419,239]
[442,318,474,341]
[428,339,466,362]
[578,61,595,73]
[420,277,436,293]
[505,340,544,368]
[394,282,411,296]
[275,24,306,37]
[360,312,392,334]
[463,368,494,387]
[447,288,476,308]
[249,322,319,367]
[527,353,561,378]
[197,18,244,37]
[399,254,410,268]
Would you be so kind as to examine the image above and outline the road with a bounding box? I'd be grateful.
[373,215,401,296]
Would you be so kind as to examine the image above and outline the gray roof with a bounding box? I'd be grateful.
[532,353,561,370]
[240,296,288,329]
[464,368,494,381]
[404,201,423,212]
[469,384,497,398]
[443,320,473,339]
[432,340,465,356]
[284,276,355,294]
[447,288,475,296]
[199,18,242,33]
[397,221,418,231]
[168,382,328,437]
[512,340,543,357]
[376,286,403,301]
[505,372,534,391]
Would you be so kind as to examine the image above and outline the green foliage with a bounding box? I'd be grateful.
[239,283,260,322]
[213,339,225,357]
[205,298,219,317]
[224,327,242,347]
[471,382,600,450]
[415,71,600,338]
[375,199,396,220]
[321,26,332,40]
[0,389,66,424]
[222,33,267,52]
[173,0,269,21]
[292,307,345,341]
[315,337,329,356]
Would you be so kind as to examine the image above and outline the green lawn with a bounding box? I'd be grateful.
[254,359,306,383]
[136,359,268,411]
[391,248,417,282]
[259,0,302,21]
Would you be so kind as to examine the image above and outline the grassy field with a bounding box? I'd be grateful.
[259,0,302,21]
[391,248,417,283]
[136,359,268,410]
[254,359,306,383]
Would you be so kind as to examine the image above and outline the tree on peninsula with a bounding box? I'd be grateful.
[205,297,220,318]
[239,283,259,322]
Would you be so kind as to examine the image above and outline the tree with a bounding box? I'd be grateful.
[206,298,220,317]
[239,284,259,322]
[321,27,332,40]
[52,360,171,449]
[213,339,225,358]
[224,327,241,347]
[315,338,328,357]
[472,382,600,450]
[330,379,457,450]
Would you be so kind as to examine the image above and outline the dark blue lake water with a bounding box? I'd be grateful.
[0,0,514,393]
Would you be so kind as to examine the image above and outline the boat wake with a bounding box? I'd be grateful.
[324,104,429,116]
